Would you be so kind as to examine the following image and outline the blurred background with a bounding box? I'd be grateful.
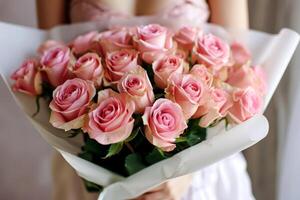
[0,0,299,199]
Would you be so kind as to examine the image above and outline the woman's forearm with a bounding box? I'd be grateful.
[36,0,68,29]
[208,0,249,29]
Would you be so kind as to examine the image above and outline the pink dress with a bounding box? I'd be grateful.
[52,1,254,200]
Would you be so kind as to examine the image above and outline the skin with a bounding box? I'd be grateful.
[36,0,249,199]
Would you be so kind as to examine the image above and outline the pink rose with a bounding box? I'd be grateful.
[40,46,74,87]
[133,24,174,63]
[228,87,263,123]
[190,64,213,87]
[192,33,230,71]
[37,40,65,55]
[71,31,98,55]
[118,66,154,113]
[104,49,139,84]
[195,88,233,127]
[96,27,133,55]
[70,53,103,87]
[49,78,96,131]
[174,26,197,50]
[175,49,188,60]
[231,42,251,66]
[152,55,185,89]
[83,89,135,145]
[227,65,267,95]
[165,73,205,119]
[11,59,42,96]
[142,98,187,152]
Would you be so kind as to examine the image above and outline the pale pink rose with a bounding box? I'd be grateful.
[195,88,233,127]
[227,65,267,95]
[96,27,133,55]
[175,49,188,60]
[40,46,74,87]
[70,53,103,87]
[133,24,174,63]
[71,31,98,55]
[49,78,96,131]
[152,54,185,89]
[174,26,197,50]
[228,87,263,123]
[104,49,139,84]
[190,64,213,87]
[165,73,205,119]
[231,42,251,66]
[11,59,42,96]
[83,89,135,145]
[118,67,154,113]
[192,33,230,71]
[142,98,187,152]
[37,40,65,55]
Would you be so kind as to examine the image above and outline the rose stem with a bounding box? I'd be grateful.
[125,142,134,153]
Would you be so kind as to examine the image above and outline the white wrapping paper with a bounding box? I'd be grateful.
[0,17,299,200]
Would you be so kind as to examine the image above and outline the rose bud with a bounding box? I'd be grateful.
[227,87,263,123]
[97,27,133,55]
[195,88,233,127]
[70,53,103,87]
[190,64,213,87]
[11,59,42,96]
[133,24,175,63]
[40,46,74,87]
[118,66,154,113]
[37,40,65,55]
[231,41,251,67]
[174,26,197,51]
[49,78,96,131]
[192,33,230,72]
[165,73,206,119]
[83,89,135,145]
[152,54,185,89]
[142,98,187,152]
[104,49,139,85]
[227,65,267,95]
[71,31,98,55]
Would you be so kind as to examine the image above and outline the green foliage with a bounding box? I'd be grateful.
[175,118,206,151]
[125,153,146,175]
[104,142,124,158]
[145,148,167,165]
[82,179,103,193]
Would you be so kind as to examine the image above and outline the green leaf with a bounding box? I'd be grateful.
[154,93,164,100]
[125,128,139,142]
[83,138,105,155]
[78,151,93,162]
[145,148,166,165]
[82,178,103,192]
[125,153,146,175]
[103,142,123,158]
[175,137,188,143]
[185,118,207,146]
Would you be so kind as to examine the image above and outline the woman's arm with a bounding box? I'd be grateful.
[208,0,249,29]
[36,0,69,29]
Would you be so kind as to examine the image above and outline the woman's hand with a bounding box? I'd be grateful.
[134,174,193,200]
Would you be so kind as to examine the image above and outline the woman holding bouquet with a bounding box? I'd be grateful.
[36,0,252,199]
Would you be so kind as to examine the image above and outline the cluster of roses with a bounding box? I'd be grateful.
[11,24,266,152]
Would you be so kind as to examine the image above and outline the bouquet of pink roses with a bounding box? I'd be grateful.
[1,18,298,199]
[11,23,266,190]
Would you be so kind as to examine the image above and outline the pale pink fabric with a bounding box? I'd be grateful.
[70,0,210,23]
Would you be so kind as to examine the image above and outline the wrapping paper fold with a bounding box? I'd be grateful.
[0,17,299,200]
